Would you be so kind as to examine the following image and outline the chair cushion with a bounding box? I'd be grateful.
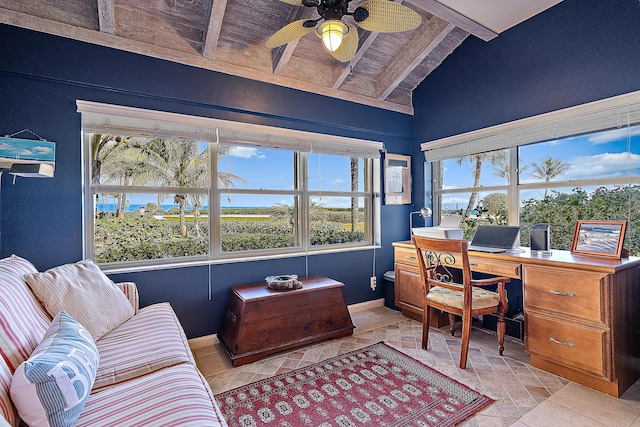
[10,311,99,427]
[24,260,134,340]
[427,285,502,310]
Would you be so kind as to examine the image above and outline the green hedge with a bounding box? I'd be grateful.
[95,216,365,262]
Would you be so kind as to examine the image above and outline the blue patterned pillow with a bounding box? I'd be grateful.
[10,311,99,427]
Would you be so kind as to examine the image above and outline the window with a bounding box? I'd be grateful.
[79,101,381,267]
[425,92,640,256]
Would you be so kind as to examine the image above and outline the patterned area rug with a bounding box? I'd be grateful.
[215,342,493,426]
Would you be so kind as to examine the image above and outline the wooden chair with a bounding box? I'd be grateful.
[412,235,510,369]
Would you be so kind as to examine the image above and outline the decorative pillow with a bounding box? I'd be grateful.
[10,311,99,427]
[24,260,134,340]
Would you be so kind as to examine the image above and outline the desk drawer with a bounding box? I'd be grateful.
[524,265,605,323]
[469,257,521,279]
[526,312,608,378]
[395,246,418,266]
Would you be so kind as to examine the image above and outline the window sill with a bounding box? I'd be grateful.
[101,244,382,275]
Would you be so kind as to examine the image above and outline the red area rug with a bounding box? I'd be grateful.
[215,342,493,426]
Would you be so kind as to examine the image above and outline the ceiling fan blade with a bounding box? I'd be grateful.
[276,0,305,5]
[266,20,315,48]
[356,0,421,33]
[331,24,359,63]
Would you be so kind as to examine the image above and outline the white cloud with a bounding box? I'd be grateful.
[332,179,345,185]
[588,127,640,145]
[561,152,640,179]
[33,146,53,154]
[442,195,469,205]
[230,146,261,159]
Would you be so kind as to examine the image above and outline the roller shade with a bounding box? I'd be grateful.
[78,100,383,158]
[421,91,640,162]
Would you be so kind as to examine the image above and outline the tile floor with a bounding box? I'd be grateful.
[192,306,640,426]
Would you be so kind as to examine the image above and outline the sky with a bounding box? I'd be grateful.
[103,124,640,212]
[441,125,640,210]
[113,145,366,210]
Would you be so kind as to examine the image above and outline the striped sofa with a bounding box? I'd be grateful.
[0,255,227,427]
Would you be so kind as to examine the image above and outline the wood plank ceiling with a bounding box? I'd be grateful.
[0,0,510,114]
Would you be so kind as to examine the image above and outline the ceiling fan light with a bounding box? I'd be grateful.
[317,20,348,52]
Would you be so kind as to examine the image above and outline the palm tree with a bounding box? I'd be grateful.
[490,156,529,182]
[529,156,570,196]
[350,157,359,232]
[100,141,148,218]
[456,150,507,219]
[90,134,130,185]
[131,138,208,237]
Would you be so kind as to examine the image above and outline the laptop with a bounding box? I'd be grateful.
[468,225,521,253]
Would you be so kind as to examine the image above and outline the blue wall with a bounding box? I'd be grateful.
[411,0,640,315]
[412,0,640,209]
[0,24,414,338]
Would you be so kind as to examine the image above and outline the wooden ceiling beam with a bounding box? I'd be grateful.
[332,30,379,89]
[202,0,228,58]
[97,0,115,34]
[376,17,454,100]
[0,8,414,114]
[404,0,497,41]
[272,7,316,74]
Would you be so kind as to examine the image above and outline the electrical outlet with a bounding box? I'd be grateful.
[370,276,377,290]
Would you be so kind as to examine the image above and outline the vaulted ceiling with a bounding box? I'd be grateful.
[0,0,561,115]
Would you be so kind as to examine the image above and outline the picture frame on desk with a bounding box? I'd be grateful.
[571,220,627,259]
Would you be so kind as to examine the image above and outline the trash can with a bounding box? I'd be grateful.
[383,270,400,311]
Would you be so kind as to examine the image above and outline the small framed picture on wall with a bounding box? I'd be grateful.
[384,153,411,205]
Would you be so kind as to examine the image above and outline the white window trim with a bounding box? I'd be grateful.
[79,101,380,268]
[421,89,640,161]
[77,100,384,158]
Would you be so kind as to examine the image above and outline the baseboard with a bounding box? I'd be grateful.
[187,298,385,349]
[189,334,219,349]
[348,298,384,313]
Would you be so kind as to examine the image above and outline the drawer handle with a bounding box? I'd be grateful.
[404,255,417,259]
[550,337,575,347]
[549,289,575,297]
[470,263,478,267]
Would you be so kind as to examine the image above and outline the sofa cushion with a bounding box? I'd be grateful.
[93,303,194,391]
[0,255,51,369]
[0,255,51,427]
[114,282,139,315]
[0,360,18,427]
[10,311,99,427]
[24,260,134,340]
[77,364,227,427]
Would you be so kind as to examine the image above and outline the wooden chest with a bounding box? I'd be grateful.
[217,275,355,366]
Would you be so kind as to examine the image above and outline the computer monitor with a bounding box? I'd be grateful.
[469,225,521,253]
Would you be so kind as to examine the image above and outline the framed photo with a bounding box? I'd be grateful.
[571,220,627,259]
[384,153,411,205]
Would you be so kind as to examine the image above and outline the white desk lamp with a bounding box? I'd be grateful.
[409,207,432,235]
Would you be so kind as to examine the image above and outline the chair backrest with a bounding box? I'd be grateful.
[412,236,472,299]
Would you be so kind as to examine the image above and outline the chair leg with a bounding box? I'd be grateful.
[422,305,432,350]
[497,309,506,356]
[459,313,472,369]
[448,313,456,336]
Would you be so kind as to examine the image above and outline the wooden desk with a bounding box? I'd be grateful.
[393,240,640,397]
[217,275,354,366]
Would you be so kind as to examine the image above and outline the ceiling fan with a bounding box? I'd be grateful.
[265,0,422,62]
